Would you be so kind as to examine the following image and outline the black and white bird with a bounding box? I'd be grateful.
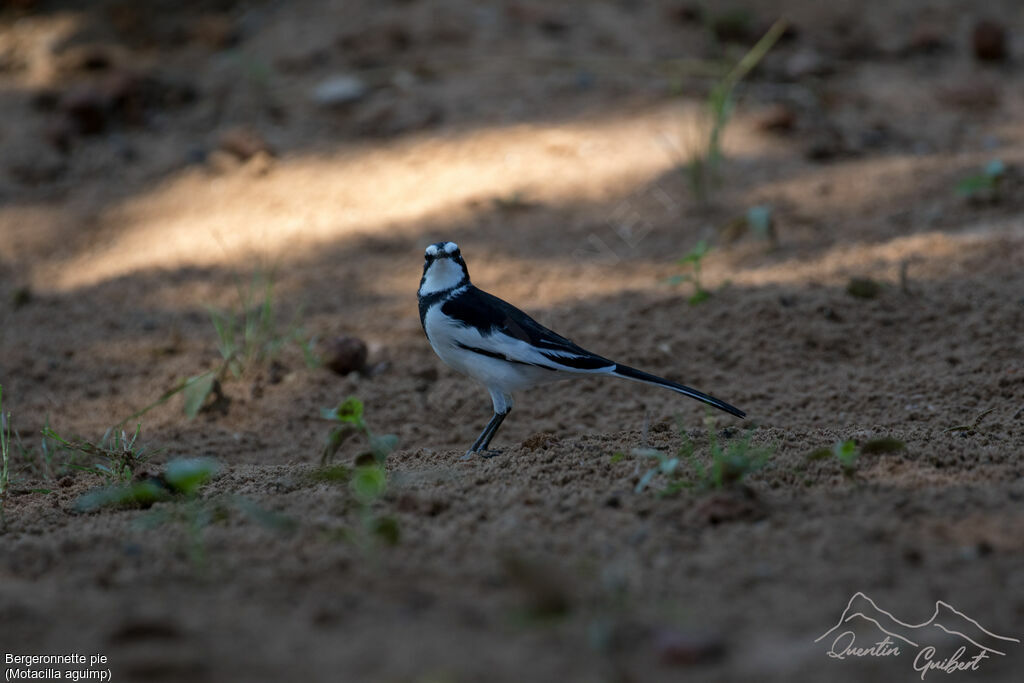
[418,241,745,457]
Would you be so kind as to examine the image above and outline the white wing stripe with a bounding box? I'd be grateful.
[444,320,612,374]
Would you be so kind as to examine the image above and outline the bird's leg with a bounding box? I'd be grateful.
[463,409,511,459]
[476,409,510,454]
[465,413,501,455]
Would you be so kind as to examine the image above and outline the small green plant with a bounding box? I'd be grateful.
[74,457,220,512]
[131,458,223,569]
[668,240,713,304]
[720,204,776,245]
[944,407,995,435]
[76,457,294,570]
[809,436,905,475]
[635,418,773,495]
[315,457,399,549]
[352,463,399,543]
[320,396,398,465]
[1,385,11,524]
[956,159,1005,201]
[114,269,317,424]
[210,271,284,378]
[181,270,317,418]
[0,405,66,491]
[861,437,906,455]
[832,440,859,476]
[744,204,775,241]
[694,421,773,490]
[77,457,284,572]
[684,19,787,202]
[847,277,882,299]
[634,446,684,494]
[34,416,64,479]
[316,397,400,548]
[310,463,352,483]
[42,423,152,484]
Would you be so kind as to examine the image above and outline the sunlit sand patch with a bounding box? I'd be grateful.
[25,102,773,291]
[0,12,83,85]
[729,219,1024,289]
[11,91,1019,300]
[359,217,1024,313]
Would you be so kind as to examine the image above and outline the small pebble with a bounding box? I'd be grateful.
[972,20,1007,62]
[323,335,368,375]
[312,75,369,107]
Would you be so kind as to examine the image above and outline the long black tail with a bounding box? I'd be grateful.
[612,364,746,419]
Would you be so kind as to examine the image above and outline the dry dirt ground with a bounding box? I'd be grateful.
[2,1,1024,681]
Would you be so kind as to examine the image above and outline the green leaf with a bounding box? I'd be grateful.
[351,464,386,502]
[310,464,352,483]
[337,397,364,424]
[635,467,659,494]
[183,372,217,419]
[369,433,399,462]
[833,440,859,473]
[956,160,1004,197]
[983,158,1006,178]
[806,447,831,461]
[846,277,881,299]
[659,480,691,496]
[74,480,170,512]
[956,174,996,196]
[232,496,296,534]
[633,448,677,493]
[164,457,220,496]
[861,437,906,455]
[688,290,711,305]
[329,397,365,428]
[746,204,774,236]
[677,240,711,265]
[301,336,322,369]
[371,516,400,545]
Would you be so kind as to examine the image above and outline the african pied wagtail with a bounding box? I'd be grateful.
[418,241,745,458]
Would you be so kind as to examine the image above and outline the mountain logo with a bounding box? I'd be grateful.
[815,592,1020,678]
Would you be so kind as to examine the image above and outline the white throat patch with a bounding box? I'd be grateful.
[419,258,467,295]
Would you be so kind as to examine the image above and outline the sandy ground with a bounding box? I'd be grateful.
[2,1,1024,681]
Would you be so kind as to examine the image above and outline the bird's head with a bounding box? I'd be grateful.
[419,241,470,296]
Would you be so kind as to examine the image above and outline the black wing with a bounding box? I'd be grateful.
[441,286,615,370]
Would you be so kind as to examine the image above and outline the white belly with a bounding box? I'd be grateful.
[423,304,561,393]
